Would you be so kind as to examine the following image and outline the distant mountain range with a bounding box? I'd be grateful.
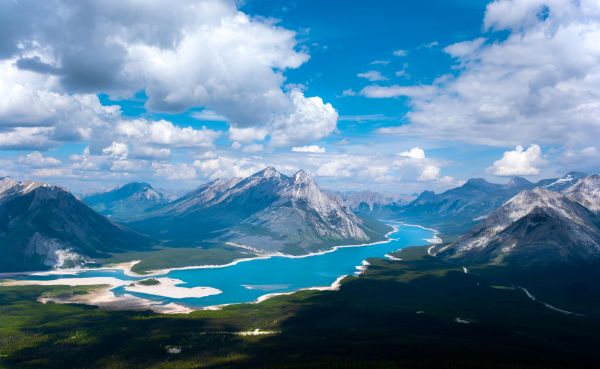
[335,190,415,218]
[358,172,587,238]
[439,175,600,266]
[0,178,152,272]
[83,182,168,221]
[129,167,390,254]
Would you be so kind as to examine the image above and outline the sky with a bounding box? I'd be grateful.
[0,0,599,195]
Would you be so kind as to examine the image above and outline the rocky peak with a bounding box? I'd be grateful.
[253,166,284,180]
[292,169,315,186]
[507,176,533,188]
[564,175,600,212]
[463,178,494,189]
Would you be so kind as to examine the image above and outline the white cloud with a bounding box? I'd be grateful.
[194,156,264,179]
[443,38,486,58]
[310,149,452,185]
[393,49,408,57]
[17,151,61,167]
[102,142,129,160]
[130,146,171,159]
[0,127,54,149]
[357,70,387,82]
[361,85,436,98]
[376,0,600,156]
[152,162,198,181]
[399,147,426,159]
[242,144,264,153]
[488,144,545,176]
[581,147,598,157]
[110,160,146,173]
[30,168,71,178]
[417,165,440,181]
[269,90,338,147]
[190,110,228,122]
[292,145,326,154]
[0,0,339,156]
[341,89,357,97]
[228,127,268,143]
[371,60,390,65]
[116,119,219,148]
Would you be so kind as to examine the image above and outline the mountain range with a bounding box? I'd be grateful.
[439,175,600,266]
[360,172,587,238]
[130,167,389,254]
[2,168,597,272]
[0,178,152,272]
[335,190,415,219]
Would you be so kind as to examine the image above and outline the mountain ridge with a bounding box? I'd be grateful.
[438,178,600,266]
[0,178,153,272]
[130,167,390,254]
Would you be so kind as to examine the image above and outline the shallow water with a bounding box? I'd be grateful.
[13,222,434,308]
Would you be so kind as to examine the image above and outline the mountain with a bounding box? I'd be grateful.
[536,171,587,192]
[393,177,535,237]
[131,167,390,254]
[0,178,153,272]
[83,182,168,221]
[438,187,600,266]
[336,190,415,218]
[564,174,600,213]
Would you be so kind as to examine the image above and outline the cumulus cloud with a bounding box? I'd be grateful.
[151,162,198,181]
[241,144,264,153]
[292,145,326,153]
[228,127,269,143]
[269,90,338,147]
[0,0,338,157]
[488,144,545,176]
[394,147,443,182]
[102,142,129,160]
[399,147,426,159]
[116,119,219,148]
[373,0,600,157]
[0,127,55,150]
[418,165,441,181]
[357,70,387,82]
[194,155,264,179]
[17,151,61,167]
[311,147,451,186]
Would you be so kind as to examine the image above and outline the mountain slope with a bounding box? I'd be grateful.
[438,188,600,266]
[536,171,587,192]
[393,177,535,237]
[336,190,415,219]
[564,174,600,213]
[131,168,390,254]
[83,182,167,221]
[0,178,153,272]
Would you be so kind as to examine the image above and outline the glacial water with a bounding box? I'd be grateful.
[12,222,434,309]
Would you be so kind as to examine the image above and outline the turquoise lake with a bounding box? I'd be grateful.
[14,222,434,309]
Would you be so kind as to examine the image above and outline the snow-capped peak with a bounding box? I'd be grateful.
[564,175,600,213]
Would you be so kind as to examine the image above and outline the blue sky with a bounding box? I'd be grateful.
[0,0,598,194]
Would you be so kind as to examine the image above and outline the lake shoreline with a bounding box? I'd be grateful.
[0,222,437,314]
